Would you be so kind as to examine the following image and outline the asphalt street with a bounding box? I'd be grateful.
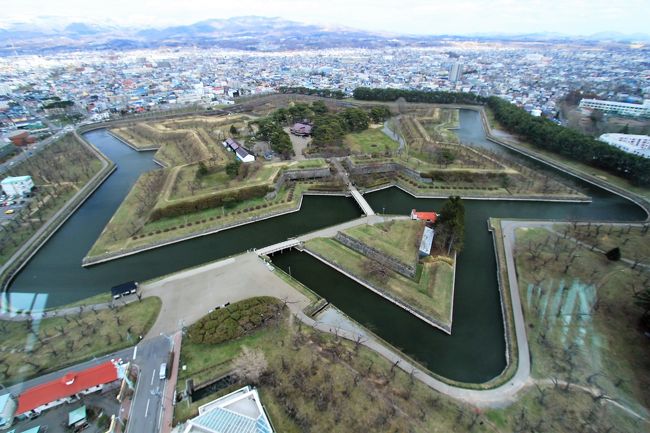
[125,335,174,433]
[3,336,172,433]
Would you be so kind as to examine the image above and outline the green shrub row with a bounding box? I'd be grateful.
[150,184,272,221]
[187,297,285,345]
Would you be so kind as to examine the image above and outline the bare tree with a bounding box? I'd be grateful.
[232,347,268,385]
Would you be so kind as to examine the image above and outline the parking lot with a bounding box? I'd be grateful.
[0,195,31,222]
[8,390,121,433]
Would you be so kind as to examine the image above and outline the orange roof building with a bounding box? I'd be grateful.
[16,361,120,416]
[411,209,438,223]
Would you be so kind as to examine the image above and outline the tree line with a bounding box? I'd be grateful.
[353,87,486,105]
[486,96,650,186]
[277,86,345,99]
[353,86,650,187]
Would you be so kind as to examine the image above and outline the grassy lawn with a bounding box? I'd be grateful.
[305,237,453,326]
[174,311,474,432]
[173,298,644,432]
[514,226,650,414]
[420,108,460,143]
[87,169,168,257]
[344,128,400,154]
[0,134,103,266]
[486,384,646,433]
[0,297,161,385]
[343,220,423,266]
[557,223,650,263]
[85,182,310,259]
[167,163,281,202]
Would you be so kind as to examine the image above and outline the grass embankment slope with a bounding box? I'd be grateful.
[344,127,400,154]
[0,134,103,266]
[351,108,585,200]
[514,225,650,417]
[175,295,644,432]
[0,297,161,385]
[305,220,454,327]
[112,115,250,166]
[86,158,329,259]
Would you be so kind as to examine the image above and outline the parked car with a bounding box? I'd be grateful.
[4,209,14,214]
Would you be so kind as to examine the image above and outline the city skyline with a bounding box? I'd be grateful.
[2,0,650,37]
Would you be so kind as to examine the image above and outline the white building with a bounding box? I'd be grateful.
[448,62,462,83]
[182,386,274,433]
[223,138,255,163]
[579,98,650,118]
[1,175,34,197]
[599,133,650,158]
[0,393,17,428]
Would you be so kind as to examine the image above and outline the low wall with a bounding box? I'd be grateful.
[347,160,430,183]
[334,232,416,278]
[274,167,332,194]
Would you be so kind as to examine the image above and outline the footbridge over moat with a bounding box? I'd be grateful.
[255,214,407,256]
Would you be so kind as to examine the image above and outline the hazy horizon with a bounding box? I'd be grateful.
[2,0,650,37]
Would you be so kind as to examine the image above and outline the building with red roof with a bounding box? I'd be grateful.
[16,361,120,417]
[411,209,438,223]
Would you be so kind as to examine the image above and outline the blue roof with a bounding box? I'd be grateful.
[193,407,272,433]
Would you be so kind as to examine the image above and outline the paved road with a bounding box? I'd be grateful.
[126,336,174,433]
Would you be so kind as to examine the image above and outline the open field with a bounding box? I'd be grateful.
[175,300,645,432]
[344,127,400,154]
[0,134,103,265]
[344,219,423,266]
[556,222,650,263]
[514,225,650,415]
[306,237,453,326]
[0,297,161,385]
[167,162,281,202]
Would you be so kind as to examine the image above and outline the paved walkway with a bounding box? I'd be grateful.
[142,254,313,338]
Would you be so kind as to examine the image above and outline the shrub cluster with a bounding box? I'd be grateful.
[187,297,284,345]
[150,184,271,221]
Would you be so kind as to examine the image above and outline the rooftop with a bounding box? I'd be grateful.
[16,361,119,415]
[182,386,273,433]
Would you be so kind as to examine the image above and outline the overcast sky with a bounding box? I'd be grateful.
[3,0,649,36]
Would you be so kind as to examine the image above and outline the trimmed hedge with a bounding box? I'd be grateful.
[150,184,272,221]
[187,297,284,345]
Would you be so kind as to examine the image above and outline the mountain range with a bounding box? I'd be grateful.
[0,16,648,56]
